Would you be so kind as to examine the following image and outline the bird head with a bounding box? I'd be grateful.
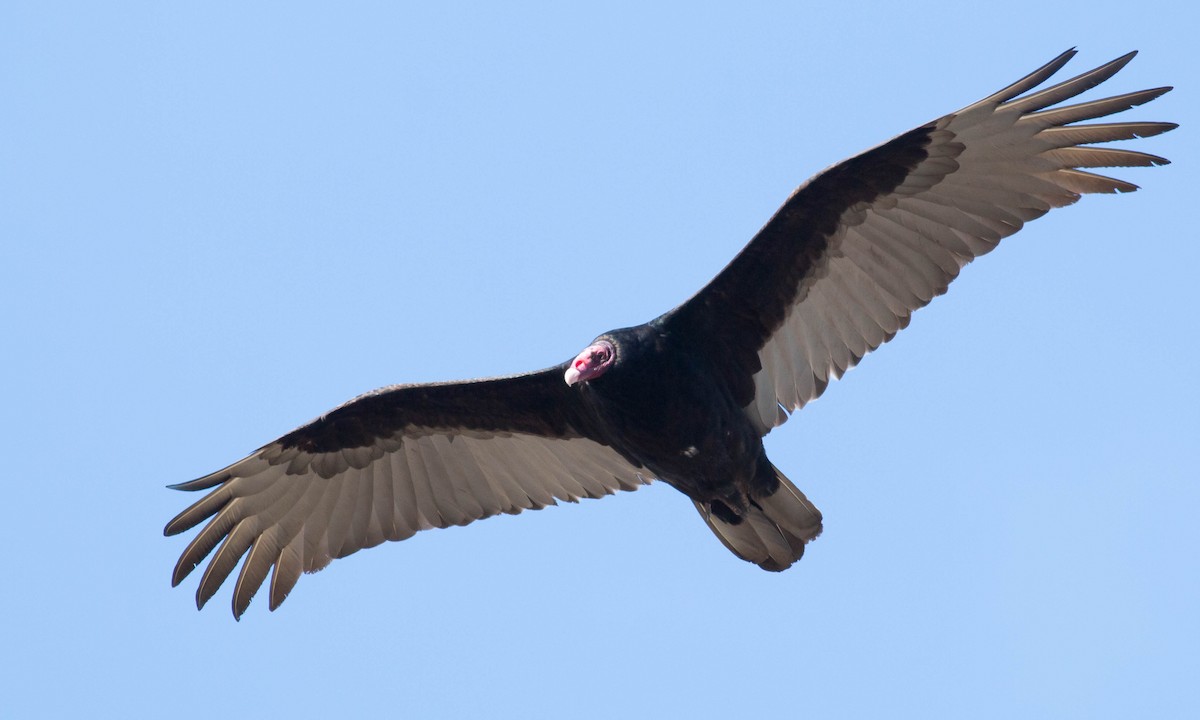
[564,339,615,386]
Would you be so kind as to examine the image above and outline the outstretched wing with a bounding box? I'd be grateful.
[165,367,647,618]
[660,50,1174,433]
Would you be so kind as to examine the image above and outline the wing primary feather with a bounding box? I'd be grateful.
[1028,87,1173,126]
[168,470,233,493]
[1041,146,1169,169]
[171,506,238,587]
[1001,51,1137,114]
[165,462,289,535]
[231,470,335,608]
[170,470,298,586]
[196,517,261,611]
[224,472,327,614]
[1051,168,1139,195]
[972,48,1078,107]
[1040,121,1177,147]
[269,533,305,611]
[165,486,233,537]
[232,526,284,619]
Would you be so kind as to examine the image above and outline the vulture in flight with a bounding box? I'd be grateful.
[166,50,1174,618]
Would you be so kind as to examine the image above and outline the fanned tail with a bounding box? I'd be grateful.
[695,465,822,571]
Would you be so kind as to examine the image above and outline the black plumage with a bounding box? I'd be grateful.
[166,50,1174,618]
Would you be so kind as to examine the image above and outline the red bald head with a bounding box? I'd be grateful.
[564,340,615,386]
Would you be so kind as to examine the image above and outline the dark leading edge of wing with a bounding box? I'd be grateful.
[659,124,933,411]
[660,49,1174,433]
[165,367,648,618]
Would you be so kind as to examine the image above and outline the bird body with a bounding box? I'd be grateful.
[166,50,1174,618]
[573,323,804,534]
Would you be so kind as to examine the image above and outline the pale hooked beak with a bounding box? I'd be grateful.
[564,364,584,386]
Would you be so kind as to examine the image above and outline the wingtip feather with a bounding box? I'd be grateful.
[975,48,1078,106]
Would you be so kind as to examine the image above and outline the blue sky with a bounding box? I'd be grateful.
[3,2,1195,718]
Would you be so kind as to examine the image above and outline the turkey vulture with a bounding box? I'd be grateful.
[166,50,1174,618]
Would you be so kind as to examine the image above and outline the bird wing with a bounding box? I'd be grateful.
[165,367,648,618]
[659,50,1174,434]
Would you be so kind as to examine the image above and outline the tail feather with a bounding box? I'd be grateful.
[695,465,822,571]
